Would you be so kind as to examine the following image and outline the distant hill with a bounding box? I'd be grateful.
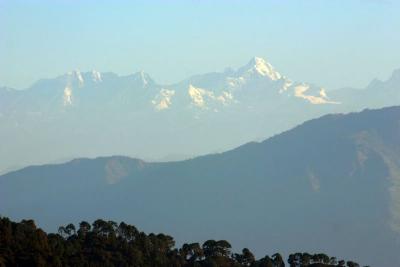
[1,106,400,266]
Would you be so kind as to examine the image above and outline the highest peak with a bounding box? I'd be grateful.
[241,56,282,80]
[249,56,267,64]
[246,57,270,70]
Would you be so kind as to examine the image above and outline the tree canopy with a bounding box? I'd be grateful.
[0,217,366,267]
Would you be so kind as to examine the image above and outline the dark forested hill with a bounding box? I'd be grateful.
[1,106,400,266]
[0,216,363,267]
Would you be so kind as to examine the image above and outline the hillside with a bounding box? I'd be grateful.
[1,106,400,266]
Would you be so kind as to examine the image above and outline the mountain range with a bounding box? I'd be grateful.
[1,106,400,266]
[1,57,399,175]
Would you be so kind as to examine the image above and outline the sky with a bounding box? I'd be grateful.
[0,0,399,90]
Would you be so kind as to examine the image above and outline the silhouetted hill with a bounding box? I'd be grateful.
[0,216,362,267]
[1,106,400,266]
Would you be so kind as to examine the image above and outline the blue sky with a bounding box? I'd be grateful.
[1,0,399,90]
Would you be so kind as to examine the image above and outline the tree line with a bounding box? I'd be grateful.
[0,217,366,267]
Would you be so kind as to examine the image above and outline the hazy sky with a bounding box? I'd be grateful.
[1,0,399,90]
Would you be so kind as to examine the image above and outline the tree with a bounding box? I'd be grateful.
[287,253,296,267]
[117,221,138,242]
[272,253,285,267]
[301,253,312,266]
[215,240,231,257]
[346,261,360,267]
[65,223,76,236]
[203,240,217,258]
[0,216,368,267]
[57,226,68,239]
[329,256,337,265]
[188,243,204,262]
[77,221,91,237]
[92,219,114,236]
[258,255,274,267]
[234,248,255,266]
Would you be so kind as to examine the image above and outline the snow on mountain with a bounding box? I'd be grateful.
[187,84,234,109]
[92,70,102,82]
[237,56,282,80]
[151,88,175,111]
[63,85,73,106]
[0,56,392,115]
[294,84,340,105]
[66,70,85,87]
[0,57,398,177]
[169,56,337,109]
[16,56,336,113]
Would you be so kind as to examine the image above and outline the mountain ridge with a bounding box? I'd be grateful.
[0,57,399,179]
[0,56,334,108]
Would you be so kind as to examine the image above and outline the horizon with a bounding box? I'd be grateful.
[2,55,400,91]
[1,0,400,90]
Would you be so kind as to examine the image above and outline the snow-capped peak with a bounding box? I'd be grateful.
[92,70,102,83]
[66,70,84,87]
[244,57,282,80]
[130,71,153,87]
[140,71,149,86]
[76,70,84,86]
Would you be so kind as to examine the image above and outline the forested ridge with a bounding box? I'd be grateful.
[0,217,366,267]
